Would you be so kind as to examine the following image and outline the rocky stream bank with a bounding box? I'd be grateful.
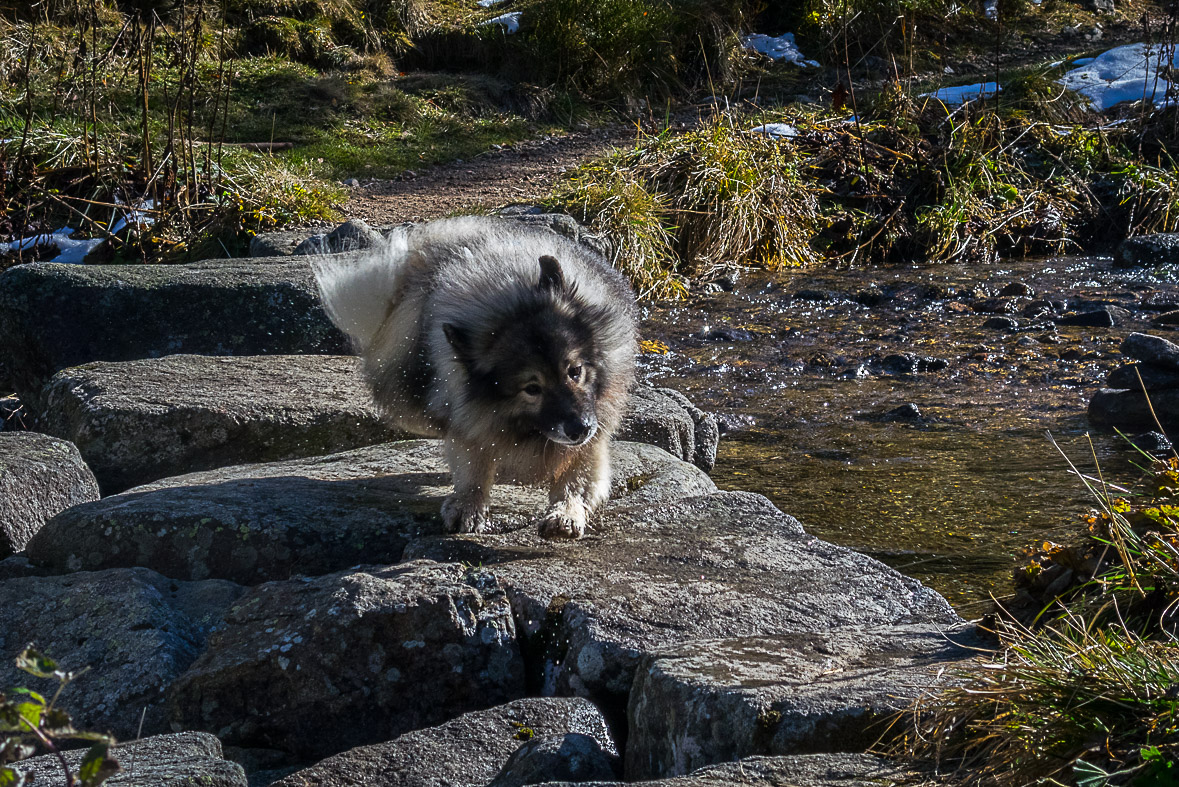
[0,213,989,786]
[9,213,1179,786]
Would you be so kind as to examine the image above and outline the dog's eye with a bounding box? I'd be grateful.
[568,365,583,381]
[523,383,542,396]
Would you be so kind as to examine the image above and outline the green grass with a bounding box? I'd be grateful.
[895,614,1179,786]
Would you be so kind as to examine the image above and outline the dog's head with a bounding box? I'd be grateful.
[442,255,617,447]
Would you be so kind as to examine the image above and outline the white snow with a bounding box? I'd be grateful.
[0,198,155,265]
[110,197,156,236]
[481,11,521,33]
[750,123,799,139]
[0,227,104,265]
[1057,43,1179,110]
[1070,57,1096,66]
[741,33,820,67]
[983,0,998,20]
[476,0,507,5]
[922,81,1001,106]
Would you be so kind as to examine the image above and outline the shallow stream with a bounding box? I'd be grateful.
[637,255,1179,612]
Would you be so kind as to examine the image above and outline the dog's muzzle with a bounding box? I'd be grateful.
[549,417,598,446]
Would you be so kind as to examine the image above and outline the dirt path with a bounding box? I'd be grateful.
[343,125,639,226]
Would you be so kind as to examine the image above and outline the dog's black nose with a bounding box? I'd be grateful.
[564,417,594,442]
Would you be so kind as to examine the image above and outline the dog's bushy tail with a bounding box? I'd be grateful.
[311,228,409,353]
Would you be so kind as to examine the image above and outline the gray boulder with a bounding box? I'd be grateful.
[26,441,713,584]
[40,354,391,493]
[0,258,350,407]
[489,733,619,787]
[1088,387,1179,430]
[625,626,979,779]
[0,432,99,557]
[1123,332,1179,369]
[1117,233,1179,266]
[532,753,916,786]
[272,698,617,787]
[250,228,331,257]
[619,386,718,472]
[293,219,385,255]
[168,561,523,758]
[0,569,243,740]
[11,732,247,787]
[36,357,715,494]
[1106,362,1179,390]
[404,491,960,709]
[496,208,612,259]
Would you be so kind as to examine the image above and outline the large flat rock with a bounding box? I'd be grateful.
[26,440,714,584]
[169,561,524,758]
[625,626,979,779]
[38,352,719,492]
[534,753,916,786]
[0,432,99,556]
[272,698,617,787]
[11,732,247,787]
[404,491,961,710]
[41,354,391,493]
[0,569,243,740]
[0,257,350,406]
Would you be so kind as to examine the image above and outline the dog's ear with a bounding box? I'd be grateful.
[442,323,471,356]
[537,255,564,292]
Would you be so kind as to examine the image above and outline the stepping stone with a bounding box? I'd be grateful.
[0,568,243,741]
[41,354,390,493]
[25,440,715,584]
[489,733,619,787]
[404,491,963,710]
[625,626,979,779]
[11,732,247,787]
[39,353,718,493]
[272,697,616,787]
[0,257,351,407]
[168,561,525,758]
[0,432,99,556]
[538,753,915,786]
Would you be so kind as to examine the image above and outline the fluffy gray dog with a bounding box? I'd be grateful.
[313,216,638,538]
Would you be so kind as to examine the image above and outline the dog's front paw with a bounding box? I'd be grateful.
[538,502,587,540]
[441,494,488,534]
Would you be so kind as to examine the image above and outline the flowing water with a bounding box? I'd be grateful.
[636,255,1179,612]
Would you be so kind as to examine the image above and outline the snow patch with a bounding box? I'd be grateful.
[481,11,521,33]
[750,123,799,139]
[922,81,1001,106]
[476,0,507,5]
[741,33,820,67]
[1057,43,1179,110]
[0,227,104,265]
[110,197,156,236]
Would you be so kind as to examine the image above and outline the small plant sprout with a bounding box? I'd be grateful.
[0,647,119,787]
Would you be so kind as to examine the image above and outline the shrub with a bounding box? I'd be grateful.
[524,0,752,101]
[0,647,119,787]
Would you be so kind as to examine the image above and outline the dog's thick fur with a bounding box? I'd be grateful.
[313,216,638,538]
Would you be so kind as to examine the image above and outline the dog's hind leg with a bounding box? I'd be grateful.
[442,438,496,533]
[539,438,611,540]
